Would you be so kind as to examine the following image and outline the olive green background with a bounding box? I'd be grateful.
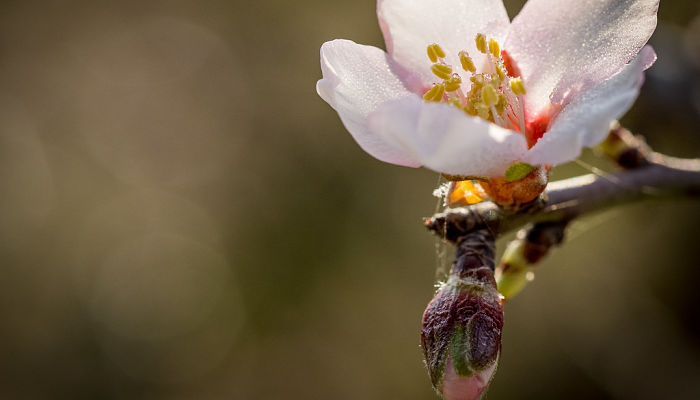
[0,0,698,399]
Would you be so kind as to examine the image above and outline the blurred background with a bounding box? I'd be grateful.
[0,0,698,399]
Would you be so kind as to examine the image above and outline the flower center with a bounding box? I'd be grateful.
[423,35,528,140]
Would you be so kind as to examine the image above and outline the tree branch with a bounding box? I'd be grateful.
[425,158,700,244]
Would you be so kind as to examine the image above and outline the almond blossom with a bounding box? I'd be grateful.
[317,0,659,179]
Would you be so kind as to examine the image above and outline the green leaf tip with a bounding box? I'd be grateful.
[504,162,536,182]
[451,325,473,377]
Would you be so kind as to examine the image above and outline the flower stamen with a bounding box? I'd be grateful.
[509,78,526,96]
[475,34,488,54]
[427,43,446,63]
[459,51,476,73]
[423,83,446,102]
[481,85,498,108]
[444,74,462,92]
[509,78,527,134]
[431,63,453,80]
[488,38,500,59]
[423,35,528,134]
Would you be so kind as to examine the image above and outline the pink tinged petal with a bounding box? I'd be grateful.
[524,46,657,166]
[505,0,659,116]
[367,96,529,178]
[317,39,421,167]
[441,356,498,400]
[377,0,511,88]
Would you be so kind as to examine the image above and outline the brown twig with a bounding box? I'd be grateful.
[419,127,700,392]
[425,126,700,298]
[425,159,700,244]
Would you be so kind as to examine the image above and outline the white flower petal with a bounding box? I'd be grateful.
[524,46,657,166]
[367,96,529,177]
[317,39,421,167]
[378,0,511,88]
[442,356,497,400]
[505,0,658,116]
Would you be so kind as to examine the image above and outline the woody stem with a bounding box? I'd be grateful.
[424,130,700,243]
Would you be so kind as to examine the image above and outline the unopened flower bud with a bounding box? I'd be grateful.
[496,221,567,299]
[595,122,651,168]
[421,230,503,400]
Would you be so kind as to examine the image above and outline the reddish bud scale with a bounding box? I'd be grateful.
[480,165,549,206]
[521,221,567,263]
[421,230,503,399]
[597,124,651,169]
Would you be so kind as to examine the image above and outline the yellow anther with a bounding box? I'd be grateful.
[464,102,477,116]
[444,74,462,92]
[447,98,463,108]
[427,43,446,63]
[423,83,445,102]
[510,78,527,95]
[475,33,488,53]
[488,38,501,59]
[464,103,478,116]
[496,93,507,114]
[477,104,491,120]
[431,63,453,80]
[481,85,498,108]
[458,51,476,73]
[495,65,506,81]
[470,75,485,86]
